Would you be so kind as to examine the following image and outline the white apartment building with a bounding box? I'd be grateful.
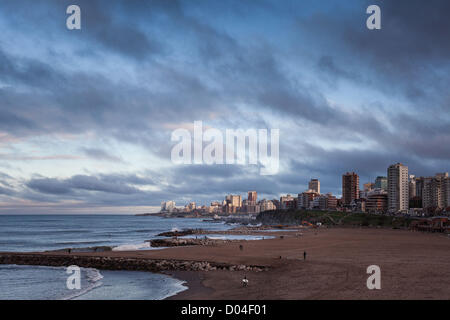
[388,163,409,213]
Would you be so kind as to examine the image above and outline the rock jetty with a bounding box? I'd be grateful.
[148,238,237,247]
[0,253,267,273]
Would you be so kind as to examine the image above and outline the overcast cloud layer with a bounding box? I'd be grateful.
[0,0,449,214]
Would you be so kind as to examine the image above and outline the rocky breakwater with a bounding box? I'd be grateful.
[0,253,268,272]
[148,237,237,247]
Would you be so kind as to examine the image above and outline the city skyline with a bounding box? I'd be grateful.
[1,0,450,214]
[161,163,450,215]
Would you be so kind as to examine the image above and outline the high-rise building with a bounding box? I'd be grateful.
[387,163,409,213]
[161,201,176,212]
[308,179,320,194]
[297,190,319,209]
[225,194,242,214]
[259,199,276,212]
[342,172,359,205]
[423,173,449,211]
[247,191,257,204]
[409,175,416,200]
[280,194,295,210]
[230,195,242,208]
[246,191,258,213]
[415,177,425,199]
[315,193,337,210]
[374,176,387,191]
[445,177,450,209]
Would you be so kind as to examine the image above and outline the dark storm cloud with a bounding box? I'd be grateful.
[0,185,15,196]
[302,0,450,107]
[27,178,72,195]
[21,166,286,208]
[0,0,165,61]
[0,0,449,212]
[26,174,151,196]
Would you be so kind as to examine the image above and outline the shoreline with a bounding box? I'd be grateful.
[1,227,450,299]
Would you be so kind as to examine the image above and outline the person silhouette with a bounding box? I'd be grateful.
[242,276,248,287]
[303,251,307,260]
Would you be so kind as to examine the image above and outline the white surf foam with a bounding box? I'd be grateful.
[61,268,104,300]
[112,242,151,251]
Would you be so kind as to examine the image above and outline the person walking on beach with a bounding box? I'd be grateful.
[303,251,307,260]
[242,276,248,287]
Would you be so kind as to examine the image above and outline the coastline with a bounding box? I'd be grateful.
[1,227,450,299]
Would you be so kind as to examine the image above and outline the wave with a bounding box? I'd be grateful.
[112,242,151,251]
[61,268,104,300]
[54,240,106,245]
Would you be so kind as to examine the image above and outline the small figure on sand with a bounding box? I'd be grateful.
[68,248,71,254]
[239,244,243,251]
[303,251,307,260]
[242,276,248,287]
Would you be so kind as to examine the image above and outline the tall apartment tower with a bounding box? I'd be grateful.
[247,191,257,204]
[308,179,320,194]
[342,172,359,205]
[387,163,409,213]
[409,175,417,200]
[423,173,449,210]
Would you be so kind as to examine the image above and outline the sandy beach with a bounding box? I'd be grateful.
[2,227,450,300]
[164,227,450,300]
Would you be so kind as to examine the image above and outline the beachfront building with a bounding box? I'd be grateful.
[422,173,449,212]
[342,172,360,206]
[225,194,242,214]
[160,200,176,213]
[186,202,196,211]
[388,163,409,214]
[259,199,276,212]
[308,179,320,194]
[210,201,222,214]
[245,191,259,213]
[247,191,257,204]
[415,177,425,200]
[297,190,319,209]
[409,175,417,200]
[314,193,337,210]
[366,189,388,214]
[325,193,338,210]
[280,194,296,210]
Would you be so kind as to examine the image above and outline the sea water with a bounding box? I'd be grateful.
[0,214,232,300]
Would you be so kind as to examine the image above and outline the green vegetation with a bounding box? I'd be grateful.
[256,209,412,228]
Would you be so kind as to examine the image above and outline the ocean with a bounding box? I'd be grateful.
[0,214,234,300]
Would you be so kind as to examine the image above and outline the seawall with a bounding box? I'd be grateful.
[0,252,267,272]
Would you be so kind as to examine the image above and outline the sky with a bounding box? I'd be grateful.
[0,0,449,214]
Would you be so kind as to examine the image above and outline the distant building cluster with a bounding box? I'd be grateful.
[160,163,450,217]
[160,191,276,216]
